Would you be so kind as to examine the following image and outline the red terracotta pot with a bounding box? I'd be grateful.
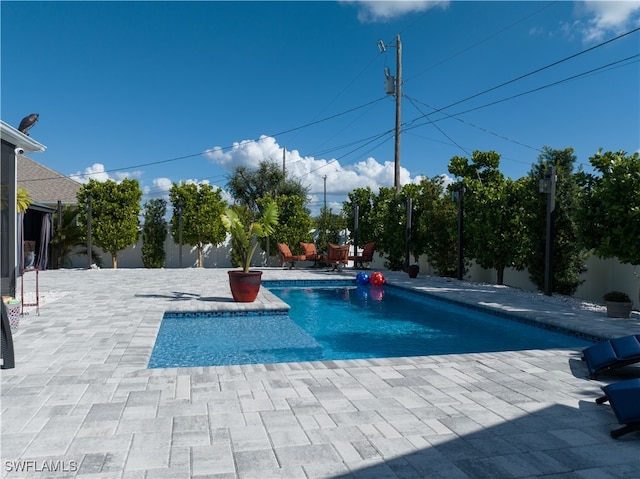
[228,270,262,302]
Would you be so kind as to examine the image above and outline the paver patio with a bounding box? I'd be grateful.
[1,268,639,478]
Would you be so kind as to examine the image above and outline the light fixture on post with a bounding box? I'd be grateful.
[176,200,184,268]
[405,196,412,272]
[539,166,557,296]
[86,194,92,269]
[352,204,359,268]
[451,183,465,280]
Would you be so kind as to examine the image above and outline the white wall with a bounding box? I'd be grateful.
[65,239,638,306]
[463,257,638,305]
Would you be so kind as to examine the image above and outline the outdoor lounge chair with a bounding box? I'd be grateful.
[595,378,640,438]
[348,242,376,269]
[300,242,320,266]
[277,243,306,269]
[582,334,640,379]
[324,243,349,271]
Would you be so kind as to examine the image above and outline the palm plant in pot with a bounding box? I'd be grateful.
[221,199,279,302]
[603,291,633,318]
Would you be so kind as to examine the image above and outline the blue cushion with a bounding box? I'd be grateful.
[602,379,640,424]
[611,335,640,360]
[583,341,618,374]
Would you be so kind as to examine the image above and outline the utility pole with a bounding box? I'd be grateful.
[394,34,402,193]
[380,35,402,193]
[282,146,286,177]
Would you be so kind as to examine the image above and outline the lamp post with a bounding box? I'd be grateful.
[451,183,465,280]
[353,204,359,268]
[176,201,183,268]
[405,196,412,271]
[539,166,557,296]
[86,194,92,269]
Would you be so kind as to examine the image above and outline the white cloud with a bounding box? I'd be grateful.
[205,135,421,201]
[142,177,173,197]
[73,163,110,183]
[342,0,449,22]
[152,177,173,192]
[573,1,640,43]
[205,136,281,169]
[73,163,142,184]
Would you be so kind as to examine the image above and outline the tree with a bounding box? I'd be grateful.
[169,182,227,268]
[141,198,167,268]
[371,187,406,270]
[415,176,458,277]
[227,161,312,261]
[221,199,279,272]
[50,205,102,268]
[77,179,141,269]
[521,147,587,295]
[577,149,640,287]
[226,161,309,212]
[448,151,527,285]
[343,187,376,245]
[268,194,314,257]
[16,187,32,213]
[314,206,346,255]
[401,182,424,264]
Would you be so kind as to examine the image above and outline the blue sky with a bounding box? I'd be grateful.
[2,1,639,214]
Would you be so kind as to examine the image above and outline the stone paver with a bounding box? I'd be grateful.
[2,268,640,478]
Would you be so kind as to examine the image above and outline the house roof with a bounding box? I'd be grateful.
[18,155,81,206]
[0,119,46,153]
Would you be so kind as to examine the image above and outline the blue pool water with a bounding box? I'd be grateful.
[148,283,592,368]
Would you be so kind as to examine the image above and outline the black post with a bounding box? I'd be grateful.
[56,200,62,269]
[86,195,92,269]
[543,166,556,296]
[457,185,464,281]
[177,201,183,268]
[353,205,359,268]
[405,196,412,271]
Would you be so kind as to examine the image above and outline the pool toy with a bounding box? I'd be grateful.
[356,272,370,285]
[369,271,385,286]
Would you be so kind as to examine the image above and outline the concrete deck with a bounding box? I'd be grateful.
[2,268,640,478]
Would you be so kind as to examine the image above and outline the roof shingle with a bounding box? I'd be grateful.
[17,155,81,206]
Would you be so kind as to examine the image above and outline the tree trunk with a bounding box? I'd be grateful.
[197,244,203,268]
[111,254,118,269]
[496,265,505,285]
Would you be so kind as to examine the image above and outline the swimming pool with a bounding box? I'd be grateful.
[147,282,593,368]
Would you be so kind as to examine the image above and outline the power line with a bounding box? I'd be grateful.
[19,97,388,183]
[406,95,541,153]
[441,54,640,119]
[294,25,640,180]
[22,27,638,187]
[433,26,640,115]
[406,96,471,156]
[405,1,559,84]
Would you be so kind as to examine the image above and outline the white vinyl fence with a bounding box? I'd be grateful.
[65,236,639,306]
